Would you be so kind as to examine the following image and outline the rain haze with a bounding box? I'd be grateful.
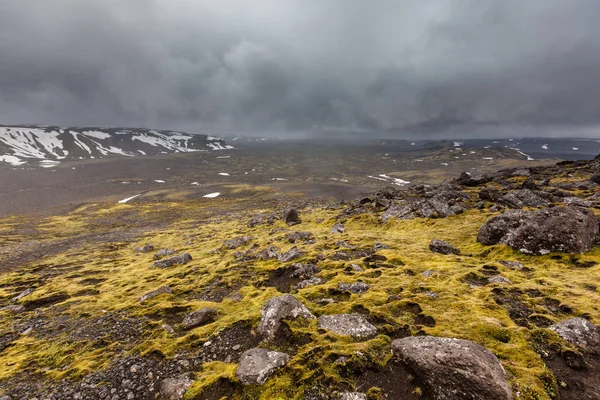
[1,0,600,138]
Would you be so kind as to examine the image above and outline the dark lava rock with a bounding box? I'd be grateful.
[591,173,600,185]
[318,314,377,339]
[139,286,172,303]
[477,207,598,255]
[283,208,301,226]
[152,253,192,269]
[182,307,218,329]
[429,239,460,255]
[236,348,290,385]
[258,246,279,261]
[549,318,600,349]
[392,336,513,400]
[257,294,314,340]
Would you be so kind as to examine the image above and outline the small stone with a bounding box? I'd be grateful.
[1,305,26,313]
[429,239,460,255]
[135,244,154,253]
[182,308,218,329]
[12,288,35,302]
[338,281,369,294]
[373,242,389,251]
[349,264,363,272]
[293,277,325,290]
[160,374,194,400]
[232,344,241,351]
[163,324,175,334]
[422,270,435,277]
[488,276,513,285]
[236,348,290,385]
[318,314,377,339]
[153,248,177,260]
[330,223,345,234]
[498,260,524,270]
[337,392,367,400]
[139,286,172,303]
[277,246,304,263]
[152,253,192,269]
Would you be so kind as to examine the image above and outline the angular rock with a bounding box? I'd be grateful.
[182,307,218,329]
[381,184,468,222]
[373,242,390,251]
[330,223,345,234]
[257,294,315,340]
[153,248,177,260]
[318,314,377,339]
[498,189,550,209]
[277,246,304,263]
[225,236,253,249]
[477,207,598,254]
[429,239,460,255]
[152,253,192,269]
[392,336,513,400]
[236,348,290,385]
[139,286,172,303]
[338,281,369,294]
[549,318,600,349]
[160,373,194,400]
[283,208,301,226]
[134,244,154,253]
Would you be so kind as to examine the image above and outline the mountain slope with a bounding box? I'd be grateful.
[0,125,232,165]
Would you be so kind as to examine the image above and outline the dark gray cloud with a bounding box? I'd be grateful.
[1,0,600,137]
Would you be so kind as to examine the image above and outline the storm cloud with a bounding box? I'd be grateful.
[1,0,600,137]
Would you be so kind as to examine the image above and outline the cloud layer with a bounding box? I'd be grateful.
[1,0,600,137]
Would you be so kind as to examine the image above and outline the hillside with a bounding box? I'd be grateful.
[0,157,600,399]
[0,126,232,166]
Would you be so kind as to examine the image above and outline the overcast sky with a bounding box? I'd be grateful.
[1,0,600,137]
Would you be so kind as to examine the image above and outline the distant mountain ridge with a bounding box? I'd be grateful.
[0,125,232,166]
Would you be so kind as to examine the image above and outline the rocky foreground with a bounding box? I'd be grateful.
[1,157,600,399]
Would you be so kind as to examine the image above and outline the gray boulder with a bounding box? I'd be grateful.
[160,373,194,400]
[477,207,598,254]
[182,307,218,329]
[392,336,513,400]
[549,318,600,349]
[429,239,460,255]
[152,253,192,269]
[318,314,377,339]
[257,294,315,340]
[236,348,290,385]
[139,286,172,303]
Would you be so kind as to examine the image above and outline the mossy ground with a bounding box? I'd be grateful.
[0,189,598,399]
